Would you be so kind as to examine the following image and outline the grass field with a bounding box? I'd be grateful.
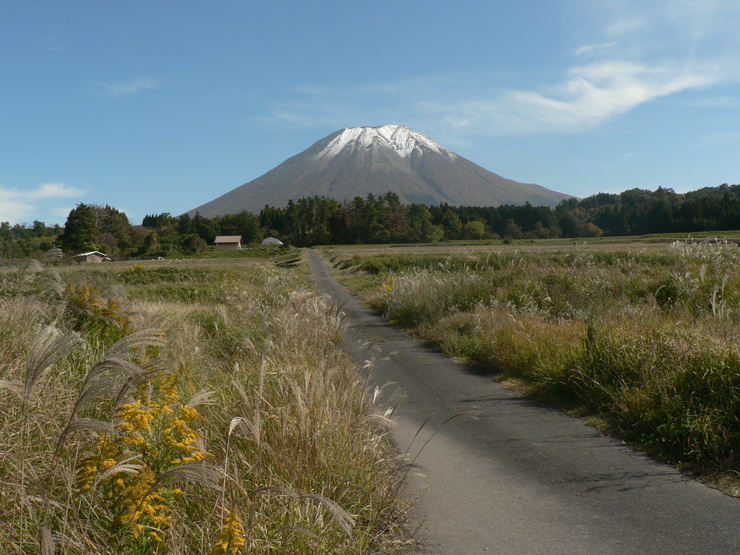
[0,255,403,553]
[325,235,740,496]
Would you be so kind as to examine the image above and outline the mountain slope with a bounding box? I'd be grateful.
[187,125,573,217]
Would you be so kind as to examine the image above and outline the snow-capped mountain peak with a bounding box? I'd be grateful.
[187,124,574,217]
[314,124,457,160]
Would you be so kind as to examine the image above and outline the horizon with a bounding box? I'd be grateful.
[2,1,740,226]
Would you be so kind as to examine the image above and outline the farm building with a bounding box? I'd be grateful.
[214,236,242,250]
[73,251,111,263]
[261,237,283,246]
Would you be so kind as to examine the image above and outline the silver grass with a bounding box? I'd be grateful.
[227,416,248,437]
[19,259,44,275]
[126,463,224,526]
[93,456,145,488]
[187,389,217,408]
[0,379,25,399]
[39,525,54,555]
[250,487,355,536]
[23,325,81,401]
[81,356,148,390]
[151,462,224,491]
[300,493,356,536]
[105,329,166,357]
[361,413,395,431]
[250,485,297,498]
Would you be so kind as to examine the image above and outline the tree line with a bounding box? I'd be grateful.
[2,183,740,260]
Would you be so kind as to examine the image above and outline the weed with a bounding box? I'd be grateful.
[341,244,740,479]
[1,258,403,552]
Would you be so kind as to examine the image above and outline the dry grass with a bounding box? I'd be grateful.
[0,258,403,553]
[331,238,740,491]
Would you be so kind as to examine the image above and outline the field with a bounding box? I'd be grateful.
[324,235,740,496]
[0,255,402,553]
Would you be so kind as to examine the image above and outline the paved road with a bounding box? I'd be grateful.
[307,250,740,554]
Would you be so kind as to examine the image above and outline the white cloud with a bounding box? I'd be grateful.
[493,60,717,132]
[435,2,739,135]
[575,42,616,56]
[264,2,740,140]
[0,183,85,224]
[29,182,85,200]
[92,78,161,97]
[433,1,738,136]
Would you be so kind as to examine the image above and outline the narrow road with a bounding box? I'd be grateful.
[307,250,740,554]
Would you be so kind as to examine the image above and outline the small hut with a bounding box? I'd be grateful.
[214,236,242,250]
[73,251,111,263]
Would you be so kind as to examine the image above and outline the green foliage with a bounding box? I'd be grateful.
[59,204,136,258]
[341,242,740,476]
[571,323,740,468]
[61,203,99,253]
[12,180,740,261]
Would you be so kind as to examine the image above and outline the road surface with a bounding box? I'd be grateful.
[307,249,739,554]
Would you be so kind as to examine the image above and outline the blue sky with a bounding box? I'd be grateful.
[2,1,740,226]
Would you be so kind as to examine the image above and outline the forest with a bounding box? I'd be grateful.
[2,183,740,260]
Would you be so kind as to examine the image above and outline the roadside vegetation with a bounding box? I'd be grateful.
[328,237,740,495]
[0,256,402,553]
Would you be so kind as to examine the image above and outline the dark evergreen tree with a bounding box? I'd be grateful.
[61,204,99,253]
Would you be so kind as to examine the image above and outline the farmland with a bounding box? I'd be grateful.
[325,236,740,494]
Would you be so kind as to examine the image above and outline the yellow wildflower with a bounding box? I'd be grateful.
[381,276,395,292]
[210,509,246,555]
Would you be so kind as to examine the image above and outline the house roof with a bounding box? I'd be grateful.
[215,236,242,243]
[74,251,110,258]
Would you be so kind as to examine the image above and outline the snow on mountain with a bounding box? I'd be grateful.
[313,125,456,160]
[186,124,574,217]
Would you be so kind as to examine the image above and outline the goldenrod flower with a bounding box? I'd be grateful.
[210,509,246,554]
[76,372,214,548]
[381,277,395,292]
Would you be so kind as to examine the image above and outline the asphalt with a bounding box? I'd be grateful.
[307,249,740,554]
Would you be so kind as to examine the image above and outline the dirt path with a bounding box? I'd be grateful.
[307,250,740,554]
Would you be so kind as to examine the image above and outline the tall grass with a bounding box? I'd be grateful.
[334,240,740,482]
[0,258,402,553]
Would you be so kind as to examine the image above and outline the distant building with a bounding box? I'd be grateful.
[214,235,242,250]
[261,237,283,246]
[73,251,111,263]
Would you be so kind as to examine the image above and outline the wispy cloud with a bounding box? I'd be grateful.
[28,182,84,200]
[438,59,719,135]
[575,42,616,56]
[91,78,161,97]
[0,183,85,224]
[265,2,740,139]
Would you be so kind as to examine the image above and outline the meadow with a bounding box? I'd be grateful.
[326,236,740,496]
[0,255,402,553]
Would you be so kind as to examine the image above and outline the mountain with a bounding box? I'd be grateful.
[186,125,573,217]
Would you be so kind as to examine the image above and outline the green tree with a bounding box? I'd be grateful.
[462,220,486,240]
[440,209,463,239]
[61,204,99,253]
[502,219,524,239]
